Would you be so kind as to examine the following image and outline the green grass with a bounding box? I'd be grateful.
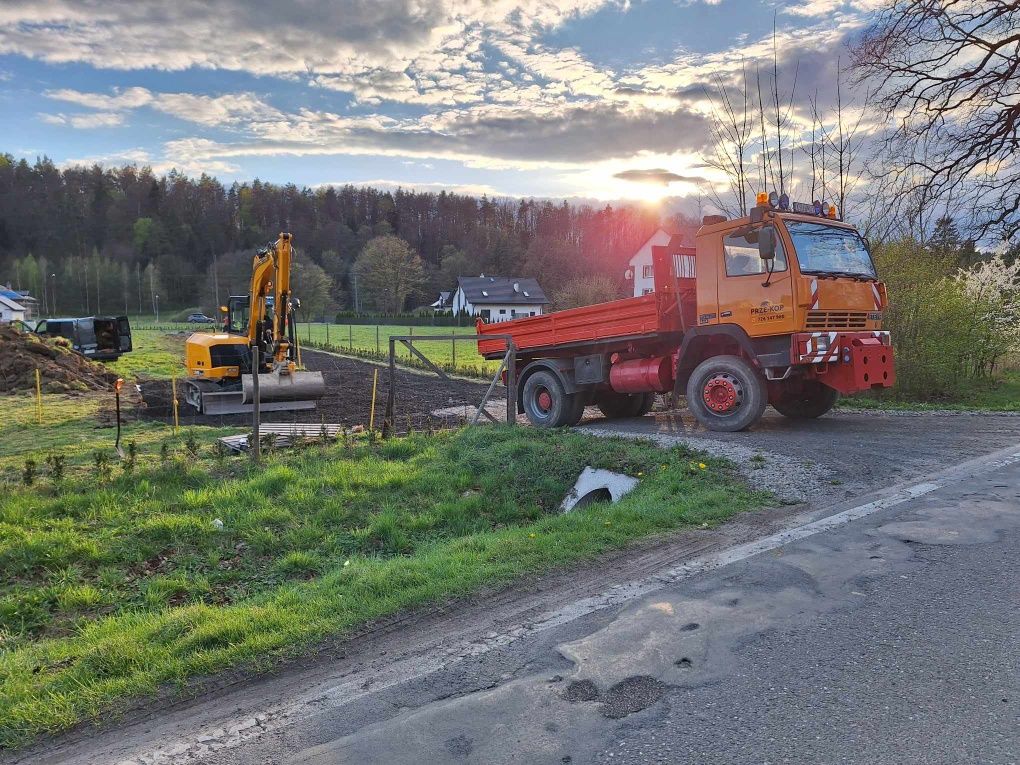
[0,424,766,747]
[842,369,1020,412]
[108,329,188,380]
[294,323,498,377]
[125,319,496,378]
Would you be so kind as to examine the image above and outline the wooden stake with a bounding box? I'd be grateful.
[369,368,379,432]
[171,375,180,435]
[35,368,42,425]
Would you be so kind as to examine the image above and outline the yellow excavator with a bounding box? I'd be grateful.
[183,232,326,415]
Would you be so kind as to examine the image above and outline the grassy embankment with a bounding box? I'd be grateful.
[842,369,1020,412]
[0,329,768,747]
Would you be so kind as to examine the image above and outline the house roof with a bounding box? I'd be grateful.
[1,288,37,304]
[628,226,699,266]
[429,291,452,308]
[456,276,547,305]
[0,293,26,312]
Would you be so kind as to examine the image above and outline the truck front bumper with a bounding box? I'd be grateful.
[792,331,895,394]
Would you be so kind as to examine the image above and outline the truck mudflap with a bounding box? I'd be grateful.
[793,332,895,394]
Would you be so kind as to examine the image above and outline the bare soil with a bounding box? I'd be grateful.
[137,349,493,431]
[0,325,118,394]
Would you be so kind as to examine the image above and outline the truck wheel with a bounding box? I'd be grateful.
[771,380,839,419]
[596,391,655,419]
[685,355,767,432]
[522,370,575,428]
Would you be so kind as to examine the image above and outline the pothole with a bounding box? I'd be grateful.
[562,679,600,703]
[599,675,668,719]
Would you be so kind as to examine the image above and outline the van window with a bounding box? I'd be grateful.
[724,229,788,277]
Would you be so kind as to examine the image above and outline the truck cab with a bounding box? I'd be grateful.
[478,195,895,432]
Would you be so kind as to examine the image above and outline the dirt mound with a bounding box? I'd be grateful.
[0,325,119,394]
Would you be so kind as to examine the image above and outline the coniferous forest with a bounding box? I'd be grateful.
[0,155,682,319]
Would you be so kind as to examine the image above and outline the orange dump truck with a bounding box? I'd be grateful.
[478,195,895,432]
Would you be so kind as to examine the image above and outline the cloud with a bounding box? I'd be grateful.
[0,1,612,85]
[39,111,124,128]
[314,179,505,197]
[613,168,706,185]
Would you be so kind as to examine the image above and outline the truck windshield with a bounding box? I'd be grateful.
[785,221,877,279]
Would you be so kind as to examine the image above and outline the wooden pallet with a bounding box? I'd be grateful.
[218,423,348,452]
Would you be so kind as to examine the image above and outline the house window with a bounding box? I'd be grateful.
[642,265,654,279]
[642,288,654,295]
[499,309,507,315]
[480,309,491,321]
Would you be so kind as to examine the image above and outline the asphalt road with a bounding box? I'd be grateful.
[285,444,1020,765]
[9,412,1020,765]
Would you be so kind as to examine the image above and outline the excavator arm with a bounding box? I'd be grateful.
[246,232,298,373]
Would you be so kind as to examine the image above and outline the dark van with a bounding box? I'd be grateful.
[35,316,133,361]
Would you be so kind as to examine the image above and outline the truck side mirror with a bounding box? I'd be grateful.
[758,226,776,260]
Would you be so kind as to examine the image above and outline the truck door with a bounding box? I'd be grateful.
[117,316,132,352]
[717,225,795,338]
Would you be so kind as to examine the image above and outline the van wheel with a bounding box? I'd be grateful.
[686,355,767,432]
[771,380,839,419]
[597,391,655,419]
[522,370,575,428]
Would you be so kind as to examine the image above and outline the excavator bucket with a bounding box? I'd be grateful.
[241,369,326,408]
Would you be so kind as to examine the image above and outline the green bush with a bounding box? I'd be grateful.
[874,239,1010,399]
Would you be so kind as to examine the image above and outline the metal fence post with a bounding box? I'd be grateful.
[251,345,261,462]
[506,342,517,425]
[383,337,396,436]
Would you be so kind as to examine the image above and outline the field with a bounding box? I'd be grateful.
[128,319,498,378]
[0,329,768,747]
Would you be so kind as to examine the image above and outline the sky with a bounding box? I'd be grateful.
[0,0,883,204]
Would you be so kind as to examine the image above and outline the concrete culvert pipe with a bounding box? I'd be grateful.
[560,467,640,513]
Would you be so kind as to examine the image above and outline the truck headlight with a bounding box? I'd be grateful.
[842,347,851,363]
[815,335,830,352]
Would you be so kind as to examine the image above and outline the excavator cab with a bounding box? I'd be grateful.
[224,296,250,334]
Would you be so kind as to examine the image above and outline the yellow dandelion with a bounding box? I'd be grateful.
[698,463,707,470]
[637,471,644,477]
[528,532,536,539]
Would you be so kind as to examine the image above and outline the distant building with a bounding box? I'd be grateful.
[1,286,39,320]
[452,276,548,322]
[429,291,453,312]
[625,226,696,297]
[0,293,26,323]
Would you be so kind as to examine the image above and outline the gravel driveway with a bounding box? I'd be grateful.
[579,407,1020,504]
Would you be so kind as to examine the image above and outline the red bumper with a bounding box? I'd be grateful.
[792,332,896,395]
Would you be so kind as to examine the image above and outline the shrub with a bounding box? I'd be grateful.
[873,239,1016,399]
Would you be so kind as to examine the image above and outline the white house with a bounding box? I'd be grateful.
[452,276,548,323]
[626,226,697,297]
[0,293,26,323]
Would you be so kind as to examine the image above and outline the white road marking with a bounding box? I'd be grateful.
[111,448,1020,765]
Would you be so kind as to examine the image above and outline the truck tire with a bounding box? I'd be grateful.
[771,380,839,419]
[522,370,576,428]
[685,355,767,432]
[596,391,655,419]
